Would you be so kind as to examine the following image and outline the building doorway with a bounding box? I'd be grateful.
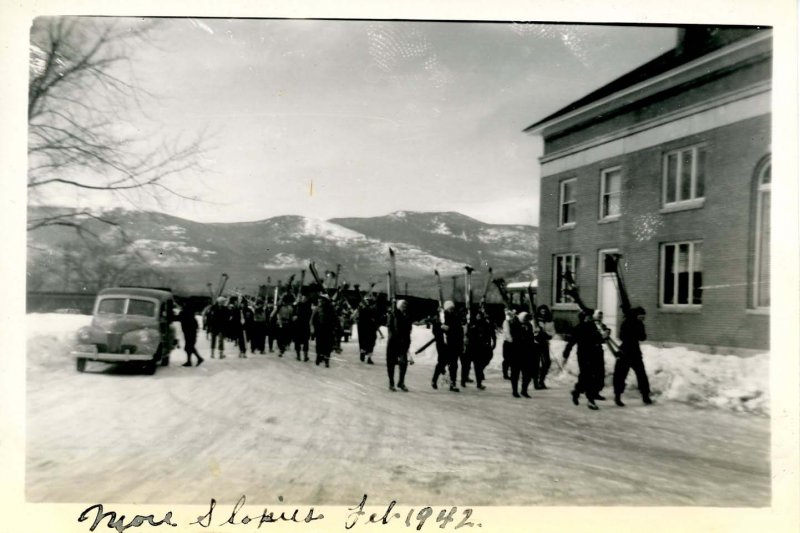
[598,249,621,338]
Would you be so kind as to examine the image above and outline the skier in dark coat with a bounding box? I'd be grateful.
[226,297,247,358]
[517,312,537,398]
[251,299,268,354]
[440,300,463,392]
[293,293,312,362]
[501,309,516,380]
[465,309,496,390]
[613,306,653,406]
[386,299,412,392]
[502,310,523,397]
[563,310,608,410]
[265,302,276,352]
[207,297,228,359]
[534,305,556,389]
[272,294,294,357]
[242,299,255,354]
[178,303,204,367]
[311,294,338,367]
[355,297,379,364]
[430,309,448,389]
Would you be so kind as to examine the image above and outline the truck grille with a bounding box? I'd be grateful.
[106,333,123,353]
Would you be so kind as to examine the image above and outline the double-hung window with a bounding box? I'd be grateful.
[753,162,770,308]
[599,167,621,220]
[553,253,579,305]
[660,241,703,307]
[559,178,576,227]
[663,145,706,207]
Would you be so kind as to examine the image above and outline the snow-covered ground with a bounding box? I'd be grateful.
[29,313,769,416]
[25,313,770,505]
[411,322,769,416]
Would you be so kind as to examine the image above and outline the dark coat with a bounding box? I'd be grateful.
[619,317,646,357]
[386,309,412,359]
[311,300,338,355]
[466,317,496,360]
[442,309,463,353]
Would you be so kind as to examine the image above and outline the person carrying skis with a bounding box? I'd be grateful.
[251,298,268,354]
[310,294,337,367]
[533,305,556,389]
[613,306,653,406]
[465,308,496,390]
[242,298,256,354]
[271,294,295,357]
[355,296,379,364]
[516,312,537,398]
[503,310,524,397]
[563,310,608,410]
[386,299,412,392]
[440,300,463,392]
[226,296,247,358]
[293,292,313,362]
[207,296,228,359]
[178,302,204,367]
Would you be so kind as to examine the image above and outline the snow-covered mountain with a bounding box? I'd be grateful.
[27,207,537,295]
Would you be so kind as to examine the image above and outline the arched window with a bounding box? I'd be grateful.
[753,160,770,308]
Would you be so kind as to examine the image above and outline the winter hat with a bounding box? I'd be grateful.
[443,300,455,311]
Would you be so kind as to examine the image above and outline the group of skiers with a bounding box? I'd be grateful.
[384,297,652,409]
[192,290,366,367]
[176,284,652,410]
[561,307,652,410]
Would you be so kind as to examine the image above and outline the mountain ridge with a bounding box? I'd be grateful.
[27,206,538,297]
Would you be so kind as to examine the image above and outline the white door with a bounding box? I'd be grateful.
[598,250,620,338]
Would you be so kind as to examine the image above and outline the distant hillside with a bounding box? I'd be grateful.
[27,206,537,298]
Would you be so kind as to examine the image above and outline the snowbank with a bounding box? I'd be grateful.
[27,313,92,370]
[407,324,769,416]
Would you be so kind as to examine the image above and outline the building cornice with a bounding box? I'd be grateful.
[540,80,771,166]
[540,84,770,177]
[525,30,772,138]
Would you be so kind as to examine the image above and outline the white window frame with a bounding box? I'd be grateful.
[599,166,622,221]
[553,253,579,308]
[659,240,703,309]
[753,161,771,310]
[662,144,707,207]
[558,178,577,228]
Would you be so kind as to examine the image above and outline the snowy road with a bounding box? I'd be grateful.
[26,324,769,506]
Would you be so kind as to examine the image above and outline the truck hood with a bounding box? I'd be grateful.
[90,315,157,334]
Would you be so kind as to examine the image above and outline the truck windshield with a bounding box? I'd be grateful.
[97,298,125,314]
[128,299,156,317]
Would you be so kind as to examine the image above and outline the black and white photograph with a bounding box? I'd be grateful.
[2,1,798,532]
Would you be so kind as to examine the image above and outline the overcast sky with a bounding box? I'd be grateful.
[34,19,677,225]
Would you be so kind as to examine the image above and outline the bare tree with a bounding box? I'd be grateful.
[28,230,182,293]
[27,16,207,235]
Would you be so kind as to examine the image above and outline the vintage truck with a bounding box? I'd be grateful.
[71,287,178,374]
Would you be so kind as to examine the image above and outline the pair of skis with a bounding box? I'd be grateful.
[414,264,493,355]
[387,248,413,363]
[563,269,623,358]
[206,273,229,300]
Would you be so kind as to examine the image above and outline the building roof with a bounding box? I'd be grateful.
[524,27,766,133]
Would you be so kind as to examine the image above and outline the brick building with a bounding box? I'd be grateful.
[524,27,771,350]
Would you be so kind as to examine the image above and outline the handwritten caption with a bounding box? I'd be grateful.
[77,494,481,532]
